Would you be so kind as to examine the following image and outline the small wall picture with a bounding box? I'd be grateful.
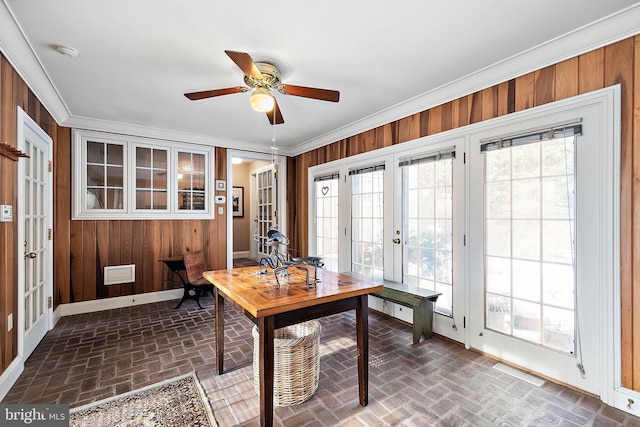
[215,180,226,191]
[232,186,244,217]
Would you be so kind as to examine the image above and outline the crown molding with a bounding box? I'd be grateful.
[0,1,70,123]
[288,3,640,156]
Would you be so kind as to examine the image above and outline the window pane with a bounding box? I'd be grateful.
[86,188,104,209]
[153,191,167,209]
[402,156,454,315]
[86,141,104,163]
[351,169,384,280]
[87,165,104,186]
[137,169,151,189]
[153,170,167,189]
[106,189,123,209]
[136,190,151,209]
[107,144,123,165]
[137,147,151,167]
[154,150,167,169]
[314,177,339,271]
[484,137,576,354]
[106,166,123,187]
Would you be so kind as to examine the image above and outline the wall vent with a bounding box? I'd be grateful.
[104,264,136,285]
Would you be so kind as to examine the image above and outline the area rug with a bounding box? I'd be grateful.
[69,372,217,427]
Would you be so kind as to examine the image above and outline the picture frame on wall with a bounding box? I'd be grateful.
[232,186,244,217]
[215,180,226,191]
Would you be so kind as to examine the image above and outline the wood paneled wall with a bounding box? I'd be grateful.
[54,140,228,304]
[0,53,60,375]
[288,36,640,391]
[1,52,228,378]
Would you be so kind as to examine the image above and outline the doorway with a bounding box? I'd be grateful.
[17,108,53,360]
[226,150,287,269]
[468,102,608,395]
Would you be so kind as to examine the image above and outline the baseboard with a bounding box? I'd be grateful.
[233,251,251,259]
[58,289,183,317]
[53,305,63,327]
[0,356,24,402]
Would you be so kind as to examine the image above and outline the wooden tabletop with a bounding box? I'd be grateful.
[203,266,383,318]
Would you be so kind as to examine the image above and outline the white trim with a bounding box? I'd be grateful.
[57,289,183,317]
[0,356,24,402]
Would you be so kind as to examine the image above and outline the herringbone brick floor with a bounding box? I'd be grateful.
[3,297,640,426]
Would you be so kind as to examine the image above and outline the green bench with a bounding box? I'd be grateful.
[371,280,441,344]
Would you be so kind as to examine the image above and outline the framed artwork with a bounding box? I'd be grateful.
[232,186,244,217]
[215,180,226,191]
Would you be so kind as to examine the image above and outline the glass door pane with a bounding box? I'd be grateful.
[351,168,384,281]
[484,136,576,354]
[401,156,453,314]
[314,176,339,271]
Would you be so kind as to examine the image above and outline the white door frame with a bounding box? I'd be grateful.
[16,107,54,360]
[226,149,287,269]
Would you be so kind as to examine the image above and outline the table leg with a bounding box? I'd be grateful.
[258,316,275,427]
[355,294,369,407]
[215,288,225,375]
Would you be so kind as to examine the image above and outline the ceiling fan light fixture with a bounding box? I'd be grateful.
[250,88,275,112]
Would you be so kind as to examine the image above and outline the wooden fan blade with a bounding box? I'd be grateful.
[265,98,284,125]
[279,84,340,102]
[185,87,246,100]
[225,50,263,79]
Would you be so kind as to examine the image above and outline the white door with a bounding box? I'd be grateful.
[18,109,52,360]
[253,164,277,259]
[468,105,604,394]
[391,139,466,342]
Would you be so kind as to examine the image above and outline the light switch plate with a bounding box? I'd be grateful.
[1,204,12,222]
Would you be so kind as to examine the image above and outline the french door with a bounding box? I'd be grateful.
[468,106,604,394]
[253,164,277,259]
[18,109,52,360]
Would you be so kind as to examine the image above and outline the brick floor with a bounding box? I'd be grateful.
[3,298,640,426]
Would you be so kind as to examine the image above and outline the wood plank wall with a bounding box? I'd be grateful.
[0,52,228,378]
[55,141,228,304]
[288,36,640,391]
[0,54,59,375]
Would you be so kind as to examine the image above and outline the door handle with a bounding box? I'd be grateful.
[24,251,37,259]
[393,238,401,244]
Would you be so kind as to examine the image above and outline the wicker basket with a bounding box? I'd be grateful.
[252,320,322,406]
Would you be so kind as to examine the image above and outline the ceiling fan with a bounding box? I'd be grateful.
[184,50,340,125]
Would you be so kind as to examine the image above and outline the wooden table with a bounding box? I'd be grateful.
[203,266,383,427]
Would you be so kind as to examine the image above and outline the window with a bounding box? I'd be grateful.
[73,130,215,219]
[177,151,206,211]
[134,146,168,211]
[85,139,125,211]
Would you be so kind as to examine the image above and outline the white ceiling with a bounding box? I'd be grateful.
[2,1,640,155]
